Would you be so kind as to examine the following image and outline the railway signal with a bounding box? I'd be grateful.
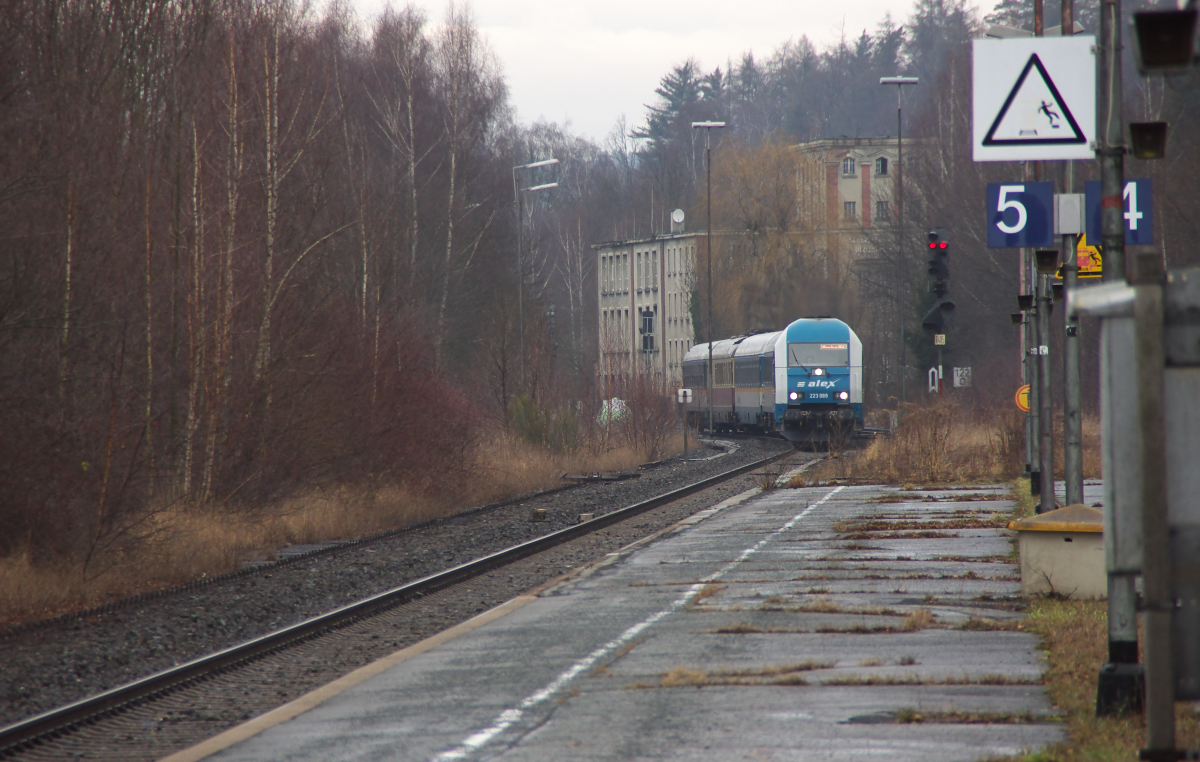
[922,228,956,332]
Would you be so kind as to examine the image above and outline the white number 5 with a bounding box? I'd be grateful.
[997,185,1027,234]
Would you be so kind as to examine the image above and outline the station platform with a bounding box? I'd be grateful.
[168,478,1088,762]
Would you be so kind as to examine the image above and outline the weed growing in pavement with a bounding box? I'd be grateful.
[713,623,766,634]
[859,657,884,667]
[895,709,1041,725]
[815,623,896,634]
[898,654,918,666]
[901,607,935,631]
[754,468,783,491]
[958,617,1020,631]
[798,596,842,613]
[692,583,724,605]
[656,661,835,689]
[660,667,708,687]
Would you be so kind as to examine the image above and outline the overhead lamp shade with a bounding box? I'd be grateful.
[1134,9,1198,73]
[1130,122,1169,160]
[1035,250,1059,275]
[1018,294,1034,311]
[1011,312,1025,325]
[1052,283,1065,303]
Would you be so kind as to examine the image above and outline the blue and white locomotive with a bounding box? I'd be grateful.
[681,317,863,444]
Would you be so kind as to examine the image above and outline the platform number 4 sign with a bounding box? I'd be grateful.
[1085,179,1153,246]
[953,367,972,388]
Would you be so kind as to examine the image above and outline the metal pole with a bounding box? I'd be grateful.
[515,179,525,395]
[682,398,689,460]
[1137,283,1174,753]
[1098,0,1127,285]
[1061,0,1084,508]
[1063,227,1084,506]
[1037,270,1055,511]
[706,132,714,437]
[1025,169,1041,498]
[898,97,905,404]
[1094,0,1142,719]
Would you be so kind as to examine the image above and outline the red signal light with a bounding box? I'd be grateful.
[929,242,936,249]
[939,242,947,249]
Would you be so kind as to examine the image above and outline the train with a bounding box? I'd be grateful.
[681,317,864,445]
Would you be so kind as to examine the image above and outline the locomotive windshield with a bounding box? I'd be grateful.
[788,342,849,367]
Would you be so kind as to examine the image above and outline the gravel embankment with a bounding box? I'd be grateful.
[1,437,796,733]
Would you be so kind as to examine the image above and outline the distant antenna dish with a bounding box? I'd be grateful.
[671,209,685,224]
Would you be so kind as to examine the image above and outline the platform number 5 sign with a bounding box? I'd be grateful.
[986,182,1055,248]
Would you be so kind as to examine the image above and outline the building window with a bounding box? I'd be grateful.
[876,200,891,221]
[841,157,856,176]
[875,157,888,175]
[641,308,655,352]
[844,201,857,219]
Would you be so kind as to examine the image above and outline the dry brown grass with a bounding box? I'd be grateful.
[1004,598,1200,761]
[795,405,1101,486]
[0,431,686,626]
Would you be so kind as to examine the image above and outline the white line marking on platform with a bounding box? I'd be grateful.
[431,485,845,761]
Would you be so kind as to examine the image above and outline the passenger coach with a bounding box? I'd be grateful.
[681,317,863,445]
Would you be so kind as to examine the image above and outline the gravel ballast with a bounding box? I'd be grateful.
[1,437,798,741]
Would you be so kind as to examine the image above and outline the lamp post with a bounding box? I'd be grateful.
[691,121,724,436]
[512,158,559,394]
[879,76,918,403]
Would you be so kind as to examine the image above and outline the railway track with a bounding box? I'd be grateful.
[0,446,798,760]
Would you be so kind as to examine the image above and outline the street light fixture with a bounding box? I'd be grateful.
[513,158,559,395]
[879,76,918,403]
[691,121,725,436]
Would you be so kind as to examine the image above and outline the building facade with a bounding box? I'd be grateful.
[794,137,901,264]
[595,231,701,390]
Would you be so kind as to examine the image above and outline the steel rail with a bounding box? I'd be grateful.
[0,448,793,758]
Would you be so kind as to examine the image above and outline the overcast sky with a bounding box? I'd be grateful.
[347,0,987,142]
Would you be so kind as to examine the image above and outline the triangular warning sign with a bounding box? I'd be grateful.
[983,54,1086,146]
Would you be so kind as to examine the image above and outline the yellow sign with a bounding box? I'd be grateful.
[1055,234,1103,279]
[1015,384,1030,413]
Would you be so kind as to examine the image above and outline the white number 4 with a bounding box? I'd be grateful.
[997,185,1027,234]
[1124,182,1143,231]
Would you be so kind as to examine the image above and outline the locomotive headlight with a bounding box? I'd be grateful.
[812,368,825,376]
[838,391,849,401]
[789,391,800,401]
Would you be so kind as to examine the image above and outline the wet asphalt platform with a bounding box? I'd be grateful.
[168,476,1105,762]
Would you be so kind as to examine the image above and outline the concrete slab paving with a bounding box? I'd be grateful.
[184,482,1064,762]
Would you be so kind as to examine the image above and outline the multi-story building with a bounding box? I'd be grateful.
[594,227,702,390]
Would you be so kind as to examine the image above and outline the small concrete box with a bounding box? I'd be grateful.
[1008,504,1105,599]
